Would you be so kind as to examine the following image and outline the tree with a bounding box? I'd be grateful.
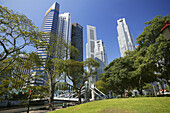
[64,59,85,103]
[84,58,100,83]
[0,5,42,75]
[37,35,79,110]
[95,78,110,95]
[103,56,136,96]
[0,52,42,100]
[134,15,170,94]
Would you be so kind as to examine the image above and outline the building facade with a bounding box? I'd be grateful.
[58,12,71,59]
[71,23,83,62]
[34,2,60,85]
[94,40,108,81]
[86,25,97,83]
[86,25,97,59]
[117,18,135,57]
[86,25,108,83]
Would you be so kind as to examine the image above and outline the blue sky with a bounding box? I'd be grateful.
[1,0,170,64]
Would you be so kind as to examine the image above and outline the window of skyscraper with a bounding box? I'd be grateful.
[90,41,95,52]
[90,29,94,40]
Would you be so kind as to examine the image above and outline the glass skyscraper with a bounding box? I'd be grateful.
[71,23,83,62]
[58,12,71,59]
[32,2,60,85]
[41,2,59,34]
[117,18,135,57]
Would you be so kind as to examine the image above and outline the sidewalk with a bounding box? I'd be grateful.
[0,106,61,113]
[0,107,27,113]
[21,110,50,113]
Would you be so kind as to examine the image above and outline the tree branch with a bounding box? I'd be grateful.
[0,59,15,73]
[0,40,9,61]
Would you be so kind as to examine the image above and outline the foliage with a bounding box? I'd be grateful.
[0,52,42,100]
[165,86,170,92]
[84,58,99,83]
[36,35,80,110]
[0,5,42,61]
[102,15,170,96]
[64,59,85,103]
[103,53,136,96]
[133,15,170,94]
[64,58,99,103]
[95,79,110,95]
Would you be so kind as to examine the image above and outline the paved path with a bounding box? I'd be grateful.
[21,110,50,113]
[0,107,27,113]
[0,107,61,113]
[0,106,47,113]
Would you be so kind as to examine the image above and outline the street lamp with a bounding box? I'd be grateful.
[27,90,32,113]
[85,81,89,102]
[161,21,170,41]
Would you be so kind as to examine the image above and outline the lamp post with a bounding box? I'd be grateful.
[85,81,89,102]
[27,90,32,113]
[161,21,170,41]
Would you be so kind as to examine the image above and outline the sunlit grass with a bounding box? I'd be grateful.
[49,97,170,113]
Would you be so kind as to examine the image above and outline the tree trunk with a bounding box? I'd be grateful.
[138,76,143,95]
[49,77,55,111]
[78,89,81,104]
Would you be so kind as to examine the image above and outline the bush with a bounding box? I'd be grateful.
[128,92,133,97]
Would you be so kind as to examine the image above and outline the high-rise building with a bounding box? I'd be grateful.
[86,25,108,83]
[117,18,135,57]
[94,40,107,81]
[34,2,60,85]
[71,23,83,62]
[58,12,71,59]
[41,2,59,35]
[86,25,97,59]
[86,25,97,84]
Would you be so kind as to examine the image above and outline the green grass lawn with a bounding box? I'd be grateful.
[49,97,170,113]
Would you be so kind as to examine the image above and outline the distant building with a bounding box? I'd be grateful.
[86,25,97,59]
[94,40,108,81]
[18,54,31,76]
[71,23,83,62]
[86,25,97,83]
[117,18,135,57]
[58,12,71,59]
[86,25,108,83]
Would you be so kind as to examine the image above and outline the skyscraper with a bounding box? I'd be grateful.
[86,25,97,59]
[71,23,83,62]
[86,25,108,83]
[117,18,135,57]
[41,2,59,35]
[94,40,107,81]
[34,2,60,85]
[58,12,71,59]
[86,25,97,83]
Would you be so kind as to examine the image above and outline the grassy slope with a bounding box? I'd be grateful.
[50,97,170,113]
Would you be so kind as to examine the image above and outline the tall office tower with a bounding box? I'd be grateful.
[117,18,135,57]
[86,25,97,84]
[86,25,97,59]
[41,2,59,35]
[34,2,60,85]
[58,12,71,59]
[94,40,108,81]
[71,23,83,62]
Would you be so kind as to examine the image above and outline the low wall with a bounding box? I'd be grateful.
[0,100,27,107]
